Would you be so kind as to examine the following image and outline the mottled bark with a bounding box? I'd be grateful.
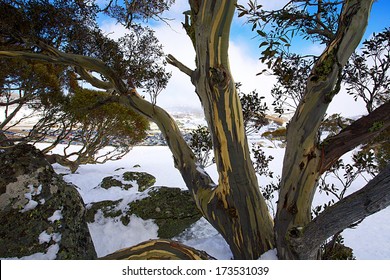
[100,239,215,260]
[183,0,274,259]
[275,0,374,259]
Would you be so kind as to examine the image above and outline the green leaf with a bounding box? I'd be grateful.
[280,37,289,44]
[238,10,248,18]
[257,30,267,37]
[259,41,269,48]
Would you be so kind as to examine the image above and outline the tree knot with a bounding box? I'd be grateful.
[209,66,229,87]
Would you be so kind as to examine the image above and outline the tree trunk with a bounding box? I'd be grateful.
[275,0,374,259]
[185,0,275,259]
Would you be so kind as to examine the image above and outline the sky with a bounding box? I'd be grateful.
[100,0,390,117]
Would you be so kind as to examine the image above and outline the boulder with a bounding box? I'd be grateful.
[86,186,202,239]
[0,144,96,259]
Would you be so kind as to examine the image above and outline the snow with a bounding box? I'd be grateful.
[88,213,158,257]
[38,231,52,244]
[19,199,39,213]
[48,209,63,223]
[259,249,278,260]
[18,184,43,213]
[20,244,60,260]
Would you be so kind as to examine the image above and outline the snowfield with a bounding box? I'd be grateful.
[45,144,390,260]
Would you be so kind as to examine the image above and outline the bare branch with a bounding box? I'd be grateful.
[74,66,114,90]
[0,93,32,106]
[166,54,194,77]
[0,102,24,129]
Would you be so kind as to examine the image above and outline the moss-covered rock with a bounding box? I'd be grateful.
[99,176,135,190]
[85,200,122,223]
[128,187,202,238]
[123,171,156,191]
[0,144,97,259]
[99,177,123,189]
[97,171,156,191]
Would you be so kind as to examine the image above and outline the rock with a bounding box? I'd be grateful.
[86,186,202,239]
[97,171,156,191]
[123,171,156,191]
[85,200,122,223]
[99,176,133,190]
[0,144,96,259]
[128,187,202,238]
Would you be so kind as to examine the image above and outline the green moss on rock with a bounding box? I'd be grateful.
[128,187,202,238]
[98,171,156,191]
[99,177,123,189]
[122,171,156,191]
[85,200,122,223]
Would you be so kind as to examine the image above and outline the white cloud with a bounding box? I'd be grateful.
[98,1,278,112]
[229,40,277,105]
[152,19,199,111]
[327,86,367,118]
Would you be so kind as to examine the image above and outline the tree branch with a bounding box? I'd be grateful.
[320,101,390,174]
[296,163,390,259]
[118,90,216,198]
[74,66,114,90]
[0,101,24,129]
[0,39,216,198]
[0,93,32,106]
[166,54,194,77]
[0,49,127,93]
[276,0,375,259]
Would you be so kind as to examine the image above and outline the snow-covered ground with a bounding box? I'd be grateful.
[44,144,390,260]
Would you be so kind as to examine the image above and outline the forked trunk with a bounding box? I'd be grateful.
[275,0,374,259]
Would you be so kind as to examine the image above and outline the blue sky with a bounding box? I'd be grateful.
[100,0,390,116]
[230,0,390,57]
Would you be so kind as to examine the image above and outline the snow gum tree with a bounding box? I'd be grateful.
[1,0,390,259]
